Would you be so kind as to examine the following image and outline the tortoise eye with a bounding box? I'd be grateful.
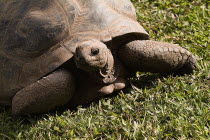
[91,48,99,56]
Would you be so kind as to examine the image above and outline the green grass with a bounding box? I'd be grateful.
[1,0,210,139]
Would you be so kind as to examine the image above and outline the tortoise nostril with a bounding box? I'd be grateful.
[75,48,79,57]
[91,48,99,56]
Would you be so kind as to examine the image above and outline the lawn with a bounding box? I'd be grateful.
[0,0,209,139]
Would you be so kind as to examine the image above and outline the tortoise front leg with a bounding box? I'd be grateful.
[118,40,197,74]
[12,69,75,116]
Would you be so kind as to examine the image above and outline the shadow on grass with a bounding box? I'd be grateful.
[130,73,164,89]
[69,73,170,112]
[1,73,170,116]
[0,73,172,139]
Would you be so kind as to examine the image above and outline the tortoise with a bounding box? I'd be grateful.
[0,0,197,116]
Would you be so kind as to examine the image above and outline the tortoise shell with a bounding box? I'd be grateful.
[0,0,148,105]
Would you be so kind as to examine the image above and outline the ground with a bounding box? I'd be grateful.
[0,0,209,139]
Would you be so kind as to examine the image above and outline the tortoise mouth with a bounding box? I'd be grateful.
[74,40,117,84]
[74,40,110,71]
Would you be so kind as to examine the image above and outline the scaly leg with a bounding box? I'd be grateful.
[12,69,75,116]
[118,40,197,74]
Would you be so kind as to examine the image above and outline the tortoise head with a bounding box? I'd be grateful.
[74,40,117,84]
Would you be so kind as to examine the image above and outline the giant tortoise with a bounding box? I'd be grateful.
[0,0,197,115]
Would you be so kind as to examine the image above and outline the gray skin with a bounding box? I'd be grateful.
[0,0,197,116]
